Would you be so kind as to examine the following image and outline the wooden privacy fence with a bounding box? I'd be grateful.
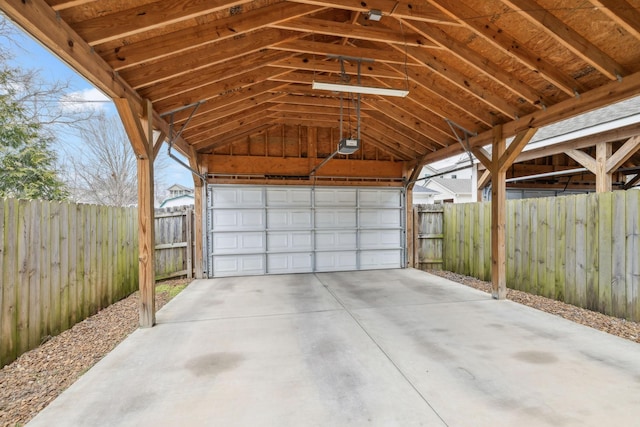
[154,206,194,280]
[412,204,444,270]
[439,190,640,321]
[0,199,138,367]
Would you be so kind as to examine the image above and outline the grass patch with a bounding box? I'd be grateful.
[155,283,187,299]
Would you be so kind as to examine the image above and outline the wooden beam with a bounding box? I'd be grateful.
[471,147,492,171]
[478,169,491,189]
[270,16,437,47]
[285,0,458,24]
[590,0,640,41]
[425,0,585,96]
[272,39,420,65]
[152,131,166,162]
[401,19,548,107]
[498,127,538,173]
[606,135,640,172]
[515,122,640,163]
[566,149,598,174]
[101,3,321,69]
[502,0,626,81]
[115,98,156,327]
[73,0,253,45]
[624,173,640,189]
[188,149,206,279]
[206,155,404,178]
[596,141,612,193]
[490,125,507,300]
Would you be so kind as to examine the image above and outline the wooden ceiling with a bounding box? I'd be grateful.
[4,0,640,179]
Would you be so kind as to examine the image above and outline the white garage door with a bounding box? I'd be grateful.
[206,185,405,277]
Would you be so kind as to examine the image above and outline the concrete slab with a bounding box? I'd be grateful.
[27,269,640,427]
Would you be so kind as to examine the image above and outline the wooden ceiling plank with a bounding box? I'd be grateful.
[185,107,271,141]
[192,118,276,151]
[121,28,300,89]
[502,0,626,80]
[177,81,289,123]
[425,0,586,96]
[269,16,438,48]
[360,127,417,159]
[272,39,421,65]
[140,50,291,103]
[590,0,640,41]
[362,100,450,147]
[401,19,549,107]
[74,0,253,45]
[49,0,97,11]
[103,2,321,70]
[399,46,520,119]
[154,66,292,114]
[270,55,406,79]
[363,113,440,152]
[285,0,458,25]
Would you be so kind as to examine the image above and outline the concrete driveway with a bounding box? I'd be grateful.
[27,269,640,426]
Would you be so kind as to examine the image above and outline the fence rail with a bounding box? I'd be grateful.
[439,190,640,321]
[0,199,139,367]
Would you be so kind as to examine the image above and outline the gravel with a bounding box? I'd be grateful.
[2,272,639,427]
[0,279,189,427]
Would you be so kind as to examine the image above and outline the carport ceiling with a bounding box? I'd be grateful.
[4,0,640,165]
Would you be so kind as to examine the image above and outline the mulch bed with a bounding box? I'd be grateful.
[427,270,640,344]
[0,279,189,427]
[1,272,639,427]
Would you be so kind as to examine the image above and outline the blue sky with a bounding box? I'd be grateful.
[2,17,194,191]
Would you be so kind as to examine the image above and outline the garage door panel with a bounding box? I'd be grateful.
[212,232,265,254]
[359,189,401,207]
[212,210,264,231]
[315,209,356,228]
[316,231,357,250]
[360,250,402,269]
[267,253,313,274]
[267,209,312,229]
[359,209,401,228]
[315,251,357,271]
[360,230,401,249]
[212,187,264,208]
[212,254,265,277]
[267,188,311,207]
[315,188,356,206]
[267,231,313,252]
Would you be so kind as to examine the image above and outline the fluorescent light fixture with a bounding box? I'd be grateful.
[368,9,382,21]
[312,81,409,97]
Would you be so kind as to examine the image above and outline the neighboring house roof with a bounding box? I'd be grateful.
[427,178,472,195]
[167,183,193,192]
[159,194,194,208]
[413,185,438,194]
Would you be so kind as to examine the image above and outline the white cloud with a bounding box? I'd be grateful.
[60,87,110,112]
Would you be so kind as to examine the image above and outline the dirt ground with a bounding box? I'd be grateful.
[1,272,638,427]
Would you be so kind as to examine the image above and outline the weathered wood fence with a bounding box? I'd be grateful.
[412,204,444,270]
[426,190,639,321]
[0,199,139,367]
[154,206,194,280]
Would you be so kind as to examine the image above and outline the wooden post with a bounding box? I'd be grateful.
[115,98,156,327]
[491,126,507,299]
[596,141,612,193]
[472,126,537,300]
[190,150,206,279]
[185,206,193,279]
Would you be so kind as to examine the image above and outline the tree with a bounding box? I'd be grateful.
[63,112,167,206]
[0,68,68,200]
